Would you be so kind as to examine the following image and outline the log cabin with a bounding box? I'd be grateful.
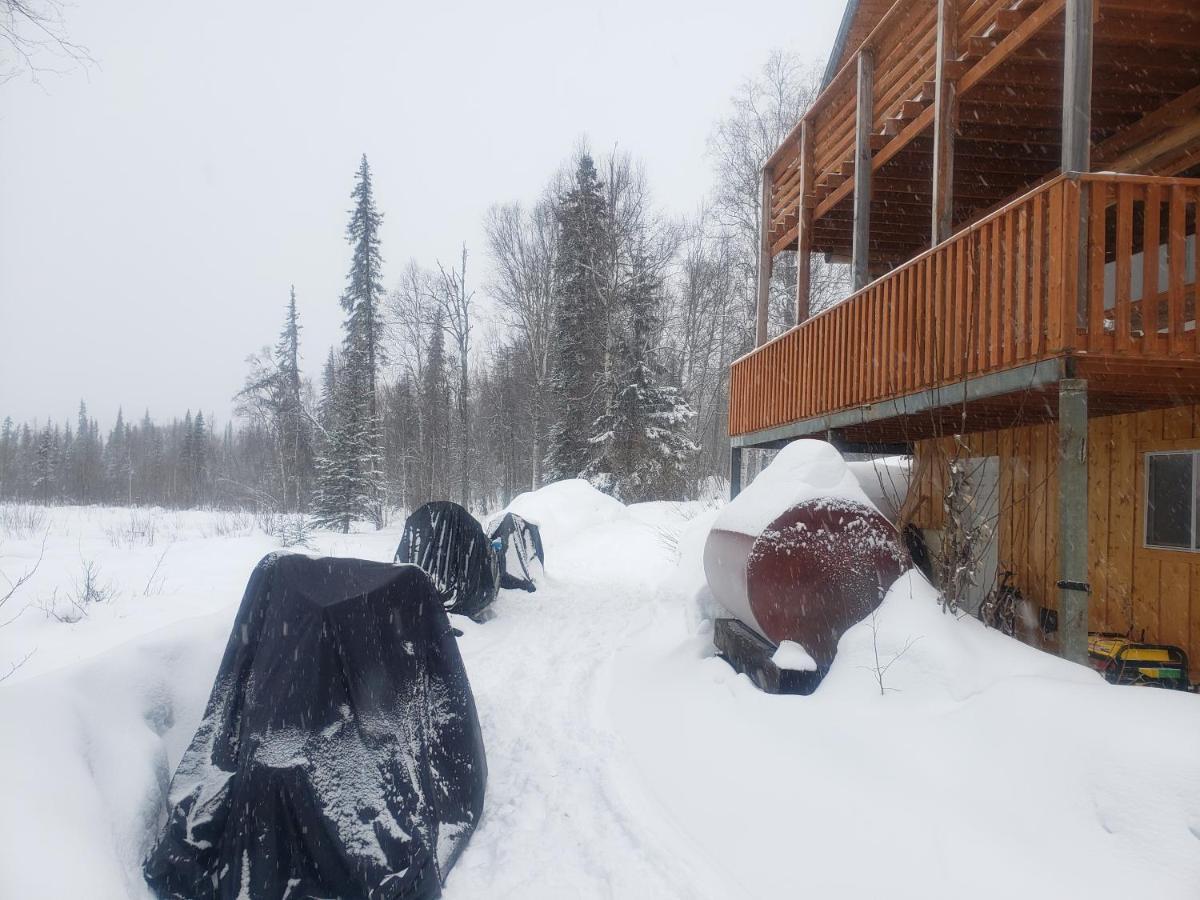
[729,0,1200,678]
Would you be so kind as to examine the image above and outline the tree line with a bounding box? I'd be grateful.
[0,52,845,521]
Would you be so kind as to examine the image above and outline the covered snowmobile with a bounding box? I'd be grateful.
[395,501,499,619]
[143,553,487,900]
[488,512,544,592]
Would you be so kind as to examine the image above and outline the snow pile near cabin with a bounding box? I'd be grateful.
[500,478,626,561]
[1,492,1199,899]
[623,554,1200,899]
[845,455,910,522]
[711,439,876,537]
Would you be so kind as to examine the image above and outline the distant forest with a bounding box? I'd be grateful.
[0,53,846,523]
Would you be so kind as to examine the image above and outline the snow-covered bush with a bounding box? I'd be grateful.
[0,503,50,540]
[103,508,161,548]
[39,558,118,623]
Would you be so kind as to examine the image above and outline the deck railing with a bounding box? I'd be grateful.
[764,0,1074,252]
[730,172,1200,438]
[767,0,936,242]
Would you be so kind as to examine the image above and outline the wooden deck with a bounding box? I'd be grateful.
[730,172,1200,445]
[765,0,1200,268]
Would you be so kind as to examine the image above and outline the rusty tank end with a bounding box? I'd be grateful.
[704,495,908,670]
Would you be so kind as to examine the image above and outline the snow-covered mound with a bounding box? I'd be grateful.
[499,478,626,560]
[0,612,229,899]
[662,507,724,633]
[617,541,1200,899]
[712,439,876,537]
[823,569,1101,698]
[845,456,910,523]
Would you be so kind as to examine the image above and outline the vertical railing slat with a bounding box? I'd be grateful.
[1002,206,1016,366]
[955,238,967,378]
[1115,181,1134,354]
[1087,181,1108,352]
[1016,201,1029,360]
[1143,184,1164,352]
[1047,181,1065,354]
[1168,184,1186,356]
[1030,189,1045,357]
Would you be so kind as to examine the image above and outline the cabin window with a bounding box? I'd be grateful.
[1145,451,1198,550]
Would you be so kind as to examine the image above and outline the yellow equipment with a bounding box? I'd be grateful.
[1087,633,1190,691]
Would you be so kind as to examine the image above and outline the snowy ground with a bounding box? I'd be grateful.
[1,489,1199,899]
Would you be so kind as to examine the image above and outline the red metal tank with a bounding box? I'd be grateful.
[703,443,909,669]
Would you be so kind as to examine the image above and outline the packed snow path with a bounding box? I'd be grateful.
[446,504,724,898]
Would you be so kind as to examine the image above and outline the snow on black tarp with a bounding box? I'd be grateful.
[395,502,498,619]
[143,553,486,900]
[488,512,544,593]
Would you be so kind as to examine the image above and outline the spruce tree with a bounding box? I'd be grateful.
[33,424,56,504]
[107,408,131,504]
[69,400,95,502]
[545,153,610,481]
[178,410,194,506]
[311,347,377,533]
[0,417,13,498]
[312,155,386,528]
[584,248,699,501]
[192,411,209,505]
[274,287,312,511]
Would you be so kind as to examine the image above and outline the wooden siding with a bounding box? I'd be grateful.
[907,407,1200,680]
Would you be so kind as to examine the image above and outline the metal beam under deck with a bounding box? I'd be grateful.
[731,357,1069,450]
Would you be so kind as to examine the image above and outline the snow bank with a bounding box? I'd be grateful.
[661,507,725,634]
[771,640,816,672]
[0,613,228,899]
[499,478,626,560]
[824,570,1099,700]
[615,549,1200,899]
[845,455,910,523]
[712,440,873,537]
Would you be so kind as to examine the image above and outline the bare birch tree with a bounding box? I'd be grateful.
[484,199,559,490]
[433,245,476,509]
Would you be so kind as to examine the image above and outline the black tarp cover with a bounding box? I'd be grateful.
[395,502,498,619]
[143,553,486,900]
[488,513,544,593]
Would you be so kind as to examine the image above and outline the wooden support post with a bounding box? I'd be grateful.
[852,49,874,291]
[1058,378,1089,665]
[756,167,773,347]
[931,0,958,244]
[730,446,743,499]
[1061,0,1093,172]
[795,120,814,323]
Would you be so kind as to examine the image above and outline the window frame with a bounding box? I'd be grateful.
[1143,449,1199,552]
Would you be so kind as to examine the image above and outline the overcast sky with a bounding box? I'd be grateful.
[0,0,843,428]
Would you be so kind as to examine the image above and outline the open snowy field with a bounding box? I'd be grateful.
[2,487,1199,899]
